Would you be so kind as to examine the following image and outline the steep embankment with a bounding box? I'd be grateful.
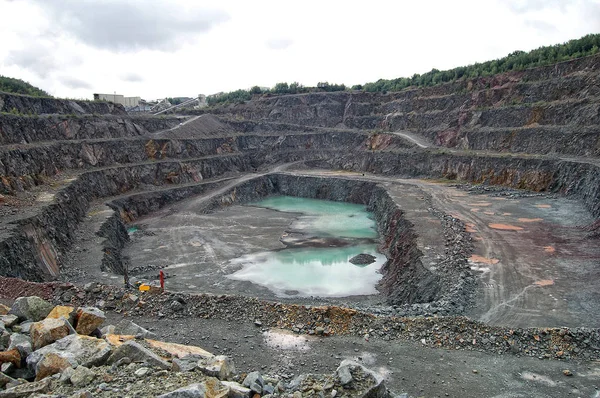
[203,54,600,157]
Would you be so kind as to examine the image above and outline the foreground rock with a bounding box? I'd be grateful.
[27,335,112,372]
[8,297,54,322]
[30,317,72,350]
[107,340,170,370]
[75,307,105,335]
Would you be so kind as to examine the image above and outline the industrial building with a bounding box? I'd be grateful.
[93,93,141,108]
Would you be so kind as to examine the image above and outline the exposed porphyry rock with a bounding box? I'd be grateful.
[74,307,105,335]
[106,340,170,370]
[8,297,54,322]
[27,335,112,371]
[30,318,72,350]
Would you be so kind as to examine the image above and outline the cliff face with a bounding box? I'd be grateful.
[206,54,600,157]
[0,54,599,291]
[0,92,128,115]
[0,114,180,145]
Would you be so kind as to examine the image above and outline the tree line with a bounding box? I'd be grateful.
[0,75,50,97]
[207,81,347,106]
[207,33,600,105]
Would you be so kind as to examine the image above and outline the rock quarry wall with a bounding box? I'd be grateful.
[0,92,127,115]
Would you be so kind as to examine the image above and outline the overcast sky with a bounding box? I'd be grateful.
[0,0,599,100]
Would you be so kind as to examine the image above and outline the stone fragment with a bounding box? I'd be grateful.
[134,367,151,377]
[337,365,353,386]
[157,383,207,398]
[69,391,93,398]
[242,371,264,394]
[107,340,170,370]
[75,307,105,335]
[1,362,15,374]
[1,315,19,328]
[221,381,251,398]
[335,360,386,398]
[19,322,33,335]
[27,335,112,371]
[59,366,75,383]
[30,318,72,350]
[146,339,212,359]
[204,377,230,398]
[34,352,77,381]
[198,355,236,380]
[159,378,230,398]
[563,369,573,376]
[9,297,54,322]
[0,304,9,316]
[8,334,32,358]
[99,325,115,336]
[0,371,16,388]
[46,306,77,325]
[0,328,9,349]
[172,354,202,372]
[0,377,51,398]
[113,319,156,338]
[0,348,20,368]
[70,365,96,387]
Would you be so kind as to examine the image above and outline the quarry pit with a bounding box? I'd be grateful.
[1,54,600,397]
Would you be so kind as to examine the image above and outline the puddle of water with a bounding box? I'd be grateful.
[228,244,386,297]
[249,196,377,239]
[228,196,385,297]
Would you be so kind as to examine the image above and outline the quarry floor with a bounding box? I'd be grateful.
[106,168,600,329]
[114,312,600,398]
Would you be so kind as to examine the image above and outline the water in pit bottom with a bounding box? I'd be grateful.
[226,196,386,297]
[227,244,386,297]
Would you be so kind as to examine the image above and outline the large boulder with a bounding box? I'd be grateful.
[34,352,77,381]
[198,355,235,380]
[75,307,105,335]
[27,335,112,372]
[335,360,387,398]
[112,319,156,338]
[8,297,54,322]
[30,318,72,350]
[107,340,170,370]
[158,378,229,398]
[0,377,51,398]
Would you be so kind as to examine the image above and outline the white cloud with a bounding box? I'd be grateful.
[0,0,597,100]
[266,38,294,50]
[29,0,230,52]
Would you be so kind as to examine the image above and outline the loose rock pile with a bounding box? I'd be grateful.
[0,296,396,397]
